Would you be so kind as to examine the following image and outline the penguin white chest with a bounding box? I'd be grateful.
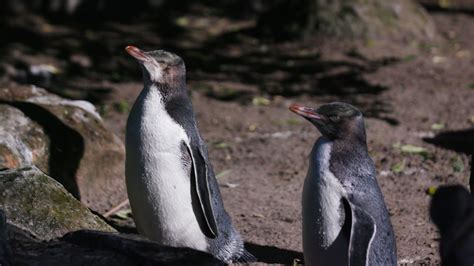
[302,138,348,265]
[125,87,208,251]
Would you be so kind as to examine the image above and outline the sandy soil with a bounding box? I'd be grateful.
[1,5,473,265]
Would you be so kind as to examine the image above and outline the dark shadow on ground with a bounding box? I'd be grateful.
[106,217,138,234]
[423,128,474,154]
[424,128,474,192]
[86,219,303,265]
[172,28,399,124]
[109,221,304,264]
[245,242,303,264]
[0,6,399,124]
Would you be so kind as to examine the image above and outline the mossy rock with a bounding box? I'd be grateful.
[0,166,115,240]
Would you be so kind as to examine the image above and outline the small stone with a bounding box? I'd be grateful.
[70,54,92,68]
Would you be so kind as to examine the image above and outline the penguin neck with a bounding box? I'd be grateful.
[135,84,160,108]
[140,81,185,105]
[137,82,195,138]
[326,118,369,156]
[324,132,373,187]
[326,116,367,145]
[334,134,368,153]
[318,132,367,154]
[329,135,369,168]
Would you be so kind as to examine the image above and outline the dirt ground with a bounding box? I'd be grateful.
[1,5,473,265]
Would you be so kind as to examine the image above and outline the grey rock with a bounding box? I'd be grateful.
[258,0,438,42]
[310,0,438,40]
[0,105,49,170]
[0,85,126,214]
[0,166,115,241]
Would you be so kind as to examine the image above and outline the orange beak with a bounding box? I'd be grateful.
[125,45,150,62]
[289,103,323,120]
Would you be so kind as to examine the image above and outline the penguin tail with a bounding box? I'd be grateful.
[233,249,258,263]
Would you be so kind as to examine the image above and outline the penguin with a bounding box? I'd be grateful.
[430,185,474,266]
[289,102,397,266]
[124,46,254,263]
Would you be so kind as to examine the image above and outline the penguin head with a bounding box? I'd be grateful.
[125,46,185,87]
[289,102,365,141]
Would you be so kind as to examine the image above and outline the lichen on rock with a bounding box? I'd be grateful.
[0,166,115,240]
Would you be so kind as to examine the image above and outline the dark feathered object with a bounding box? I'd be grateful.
[430,185,474,266]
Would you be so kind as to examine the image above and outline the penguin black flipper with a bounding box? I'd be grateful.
[185,142,219,239]
[346,197,376,266]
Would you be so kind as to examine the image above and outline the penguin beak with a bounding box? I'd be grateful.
[289,103,324,120]
[125,45,150,62]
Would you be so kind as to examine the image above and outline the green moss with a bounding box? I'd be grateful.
[403,55,417,62]
[0,167,115,240]
[450,155,464,172]
[113,100,130,114]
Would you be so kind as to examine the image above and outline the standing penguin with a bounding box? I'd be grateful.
[124,46,254,263]
[289,102,397,266]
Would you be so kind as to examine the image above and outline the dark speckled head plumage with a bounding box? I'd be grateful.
[144,50,184,66]
[290,102,366,142]
[125,46,185,89]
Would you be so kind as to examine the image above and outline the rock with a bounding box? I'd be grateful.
[258,0,438,42]
[26,64,60,89]
[70,54,92,69]
[313,0,437,40]
[8,228,223,266]
[0,105,49,170]
[0,85,126,213]
[0,166,115,240]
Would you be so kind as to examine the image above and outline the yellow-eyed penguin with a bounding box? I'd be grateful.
[124,46,255,263]
[289,102,397,266]
[430,185,474,266]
